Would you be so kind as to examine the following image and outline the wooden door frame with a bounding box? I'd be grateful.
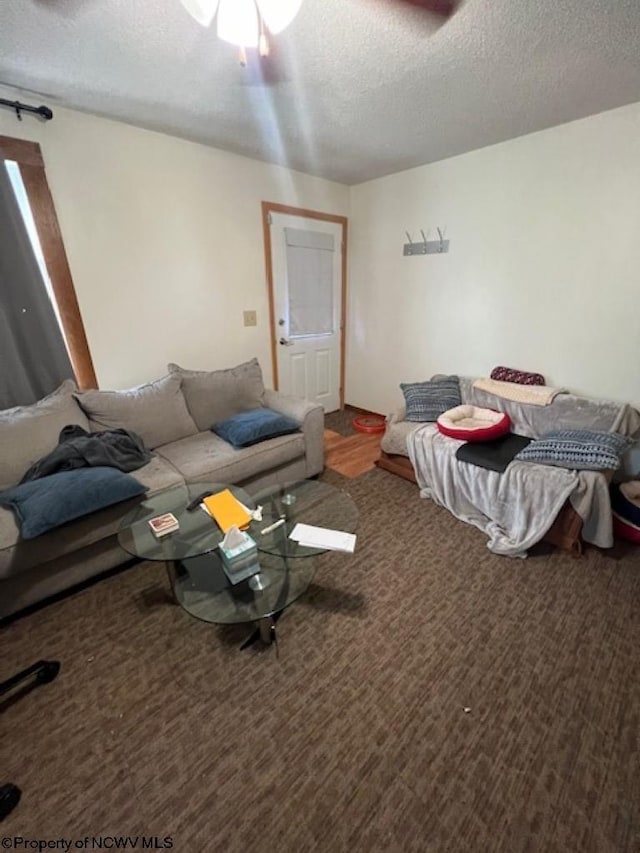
[261,201,348,410]
[0,135,97,389]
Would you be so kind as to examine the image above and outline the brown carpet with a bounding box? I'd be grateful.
[2,468,640,851]
[324,406,359,436]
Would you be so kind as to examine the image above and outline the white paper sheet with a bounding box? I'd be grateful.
[289,523,356,553]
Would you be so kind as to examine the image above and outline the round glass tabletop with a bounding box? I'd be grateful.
[117,481,254,563]
[248,480,358,558]
[173,551,316,626]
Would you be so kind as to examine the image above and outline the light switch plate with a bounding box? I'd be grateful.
[243,310,257,327]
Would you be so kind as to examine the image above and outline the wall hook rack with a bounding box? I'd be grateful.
[403,226,449,256]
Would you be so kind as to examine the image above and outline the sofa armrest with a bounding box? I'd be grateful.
[262,390,324,477]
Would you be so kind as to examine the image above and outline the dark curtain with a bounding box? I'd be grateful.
[0,159,74,409]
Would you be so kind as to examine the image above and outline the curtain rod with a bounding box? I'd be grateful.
[0,97,53,122]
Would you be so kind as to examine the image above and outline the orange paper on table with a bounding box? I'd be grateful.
[202,489,252,533]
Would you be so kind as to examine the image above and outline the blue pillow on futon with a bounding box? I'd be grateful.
[212,407,300,448]
[0,467,147,540]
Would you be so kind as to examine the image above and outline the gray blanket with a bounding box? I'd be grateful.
[407,424,613,558]
[20,424,152,483]
[459,376,640,438]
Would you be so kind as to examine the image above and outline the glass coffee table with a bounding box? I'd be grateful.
[117,480,357,647]
[249,480,359,558]
[117,481,252,587]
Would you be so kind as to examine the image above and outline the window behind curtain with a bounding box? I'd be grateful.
[0,135,96,391]
[5,160,69,356]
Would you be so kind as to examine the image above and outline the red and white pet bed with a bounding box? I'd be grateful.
[610,481,640,544]
[437,405,511,442]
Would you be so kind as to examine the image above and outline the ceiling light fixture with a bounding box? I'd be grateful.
[179,0,304,62]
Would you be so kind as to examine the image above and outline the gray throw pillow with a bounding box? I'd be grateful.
[168,358,266,431]
[75,374,198,450]
[400,376,461,422]
[0,380,90,489]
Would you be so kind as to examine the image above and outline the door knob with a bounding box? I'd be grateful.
[279,337,294,347]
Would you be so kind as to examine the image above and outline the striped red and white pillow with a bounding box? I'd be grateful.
[490,366,545,386]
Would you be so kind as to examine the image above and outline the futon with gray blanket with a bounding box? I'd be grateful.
[381,376,640,557]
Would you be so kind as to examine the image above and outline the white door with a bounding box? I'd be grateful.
[268,211,344,412]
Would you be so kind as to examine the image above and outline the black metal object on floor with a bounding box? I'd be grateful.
[0,659,61,822]
[0,660,60,697]
[0,784,21,822]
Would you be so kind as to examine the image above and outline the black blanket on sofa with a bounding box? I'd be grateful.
[455,433,531,474]
[20,425,152,483]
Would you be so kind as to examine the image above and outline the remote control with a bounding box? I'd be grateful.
[186,490,215,512]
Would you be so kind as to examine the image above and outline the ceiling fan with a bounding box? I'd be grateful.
[179,0,458,85]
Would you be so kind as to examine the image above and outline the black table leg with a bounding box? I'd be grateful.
[239,612,282,652]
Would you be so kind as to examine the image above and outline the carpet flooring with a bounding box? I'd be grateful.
[324,406,359,436]
[2,468,640,851]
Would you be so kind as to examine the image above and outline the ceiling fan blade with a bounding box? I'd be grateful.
[382,0,457,17]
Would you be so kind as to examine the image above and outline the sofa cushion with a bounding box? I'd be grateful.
[212,408,300,448]
[129,454,185,496]
[156,429,305,485]
[400,376,461,422]
[0,456,184,579]
[75,374,198,449]
[0,380,90,490]
[168,358,265,431]
[0,467,147,540]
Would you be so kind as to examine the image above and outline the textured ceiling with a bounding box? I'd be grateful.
[1,0,640,184]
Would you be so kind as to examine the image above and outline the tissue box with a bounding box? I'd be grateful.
[219,529,259,584]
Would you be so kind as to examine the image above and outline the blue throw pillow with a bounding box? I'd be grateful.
[212,408,300,448]
[515,435,628,471]
[541,429,632,455]
[0,467,147,540]
[400,376,461,422]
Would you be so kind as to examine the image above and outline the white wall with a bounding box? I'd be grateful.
[0,92,348,390]
[3,92,639,411]
[348,101,640,414]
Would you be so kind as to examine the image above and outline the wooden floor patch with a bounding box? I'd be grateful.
[324,429,382,478]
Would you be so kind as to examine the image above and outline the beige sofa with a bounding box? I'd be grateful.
[0,358,324,619]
